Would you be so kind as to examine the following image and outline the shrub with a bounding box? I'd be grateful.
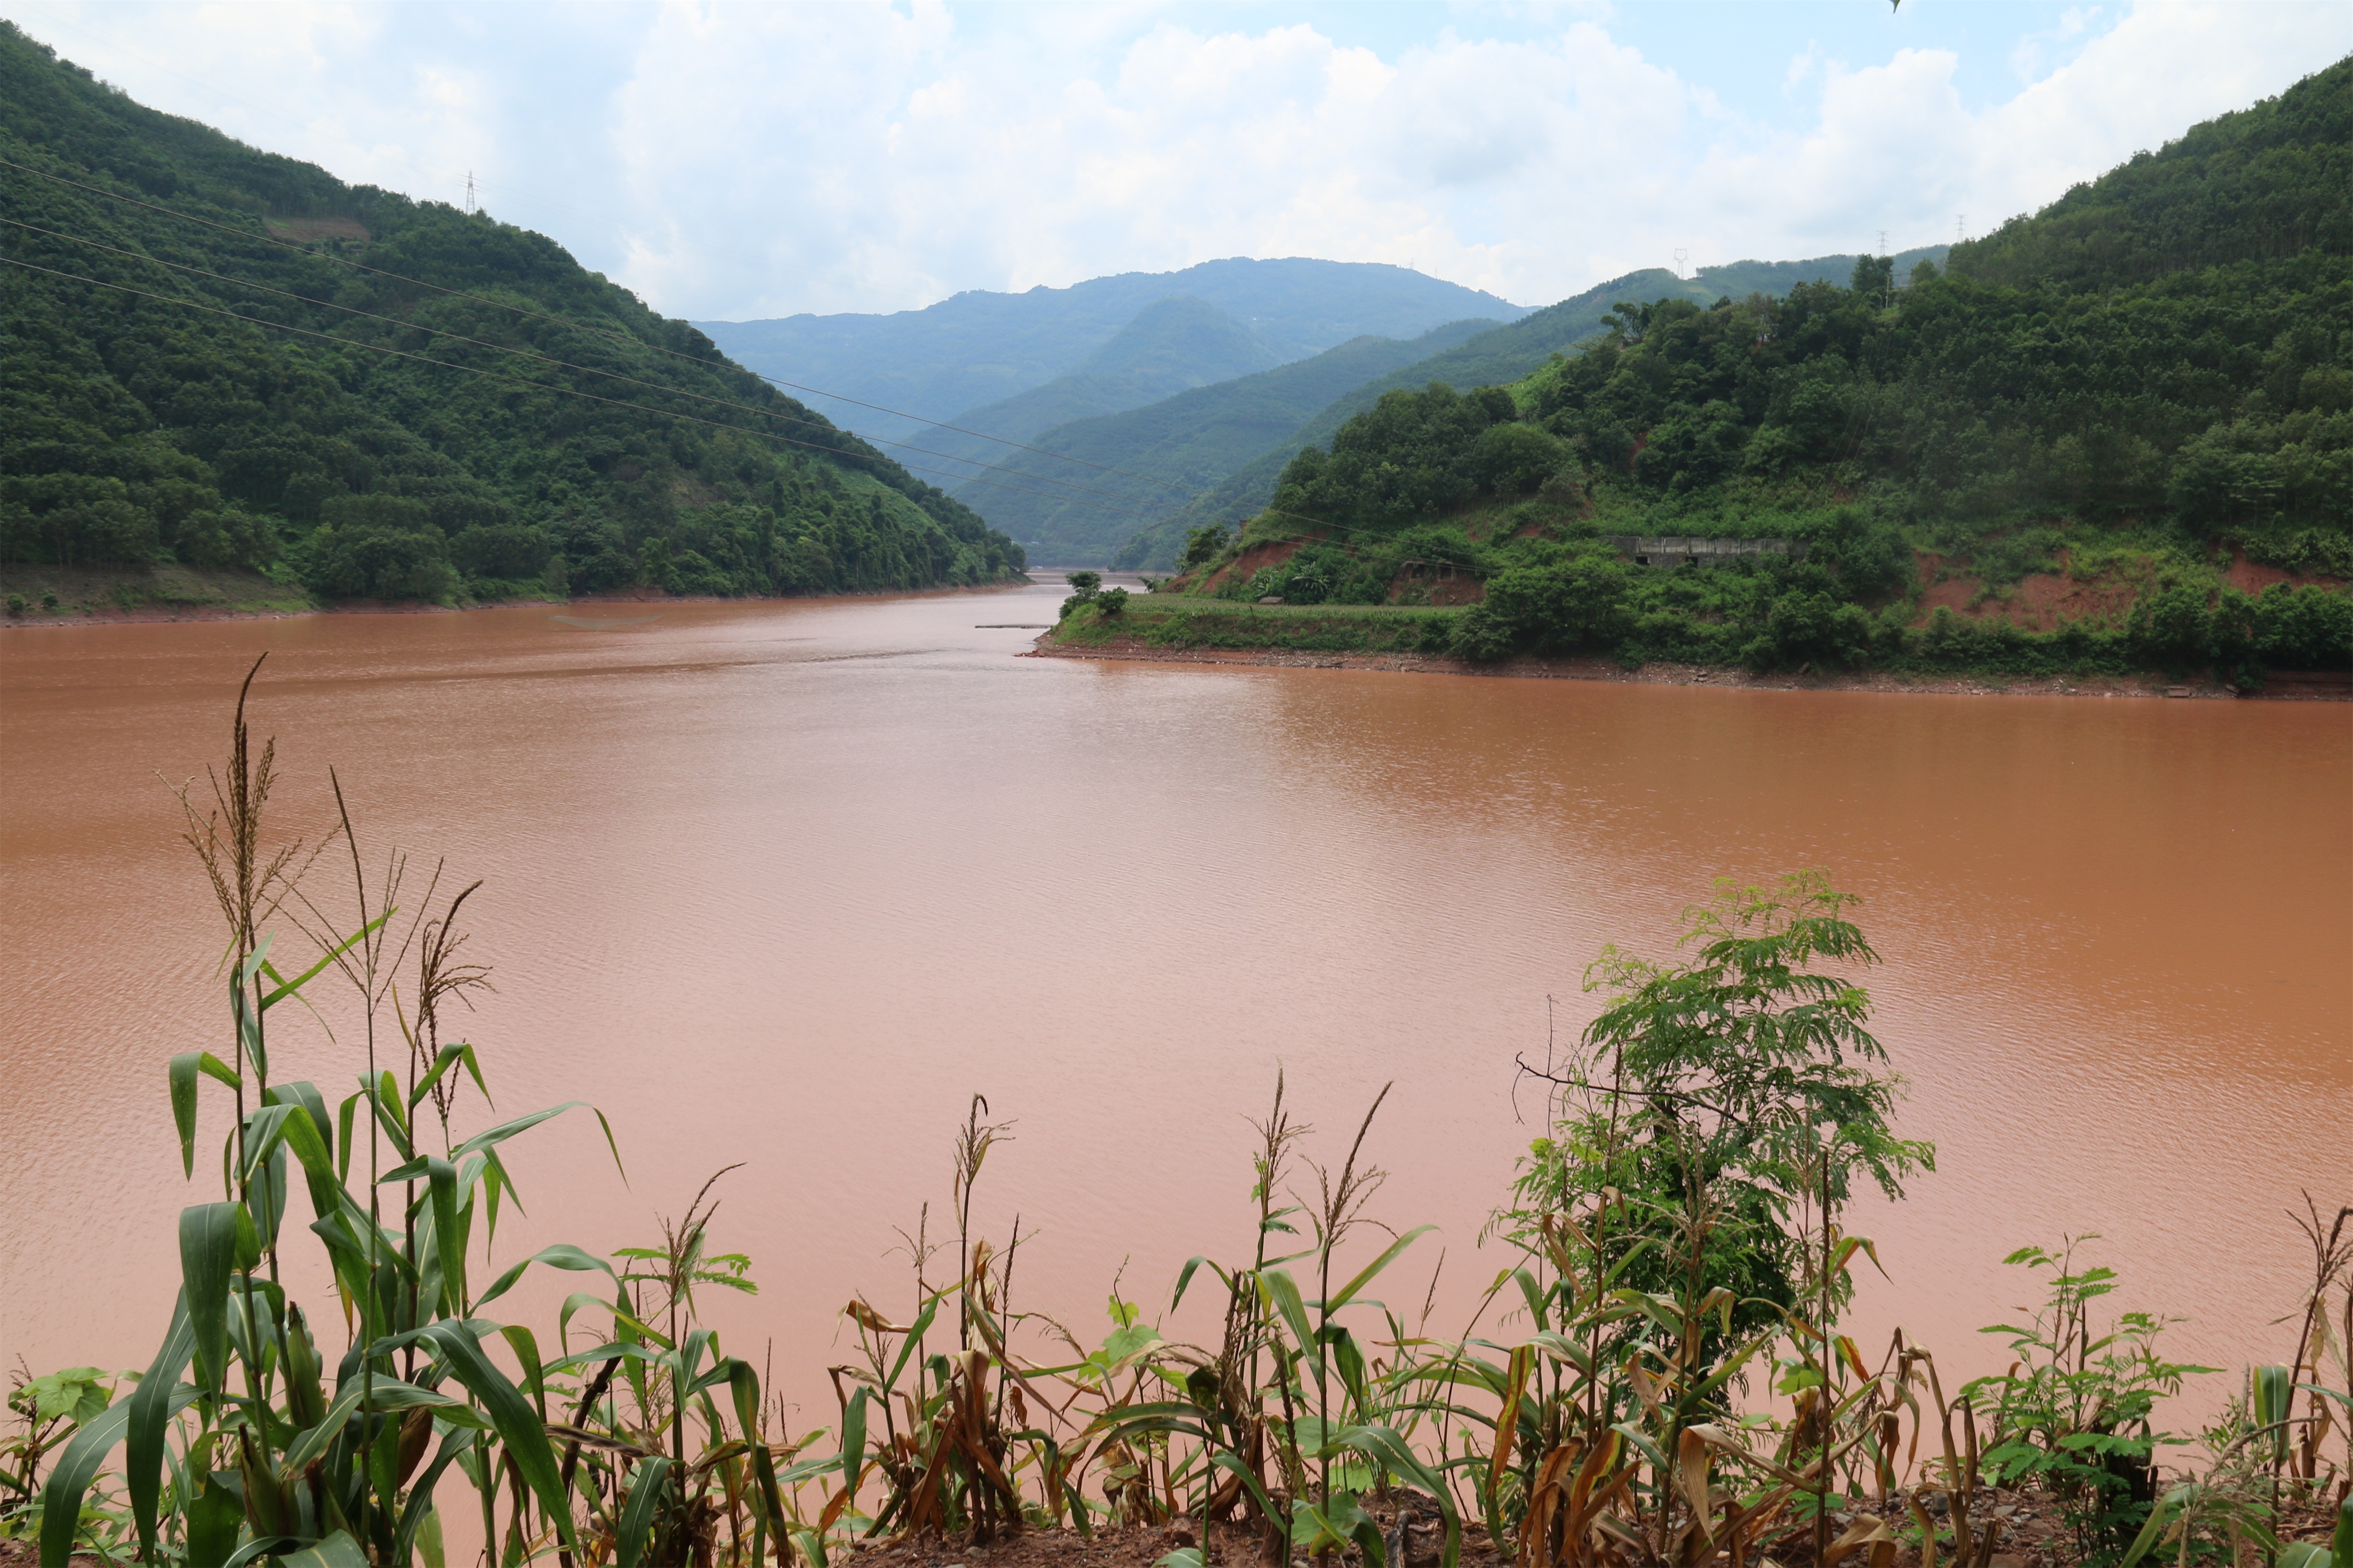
[1969,1243,2210,1568]
[1471,422,1565,495]
[1094,586,1129,616]
[2127,583,2214,673]
[299,522,459,601]
[1278,546,1347,605]
[170,507,280,571]
[450,523,555,582]
[1449,600,1517,661]
[1181,525,1230,569]
[1758,591,1877,670]
[2253,583,2353,669]
[1478,554,1633,655]
[668,549,736,597]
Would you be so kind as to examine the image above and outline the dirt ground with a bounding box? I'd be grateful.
[1910,549,2344,635]
[832,1478,2351,1568]
[2,1478,2339,1568]
[838,1496,1492,1568]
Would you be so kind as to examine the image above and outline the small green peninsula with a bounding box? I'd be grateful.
[1060,59,2352,686]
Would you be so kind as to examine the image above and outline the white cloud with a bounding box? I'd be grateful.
[11,1,2348,318]
[2010,5,2105,84]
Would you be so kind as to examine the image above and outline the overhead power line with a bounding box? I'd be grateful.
[0,156,1194,496]
[2,160,1483,570]
[0,214,1159,512]
[0,256,1174,521]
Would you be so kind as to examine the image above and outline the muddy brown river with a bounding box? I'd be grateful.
[1,577,2347,1437]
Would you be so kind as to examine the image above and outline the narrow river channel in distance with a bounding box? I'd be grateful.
[2,575,2347,1436]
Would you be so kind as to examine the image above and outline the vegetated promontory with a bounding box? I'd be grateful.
[1063,57,2353,687]
[0,21,1026,617]
[1104,247,1948,573]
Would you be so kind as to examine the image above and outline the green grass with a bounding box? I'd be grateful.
[1,563,316,619]
[1058,596,1459,655]
[1123,595,1455,620]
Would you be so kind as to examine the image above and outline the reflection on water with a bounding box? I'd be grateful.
[1,579,2346,1431]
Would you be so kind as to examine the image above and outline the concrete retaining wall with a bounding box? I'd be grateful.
[1605,535,1807,567]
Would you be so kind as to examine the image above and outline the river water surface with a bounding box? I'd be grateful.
[2,577,2347,1430]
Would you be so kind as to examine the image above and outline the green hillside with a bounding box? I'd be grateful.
[1951,62,2349,290]
[695,258,1529,450]
[921,295,1287,473]
[946,318,1496,563]
[1109,249,1943,569]
[1130,59,2351,682]
[0,21,1024,607]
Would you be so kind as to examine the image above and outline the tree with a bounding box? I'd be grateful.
[1060,569,1102,620]
[1849,253,1894,302]
[1472,421,1565,494]
[1476,554,1633,655]
[1574,871,1933,1218]
[1506,872,1934,1408]
[1181,524,1230,569]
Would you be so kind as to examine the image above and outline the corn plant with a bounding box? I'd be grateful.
[1136,1082,1457,1568]
[823,1099,1135,1548]
[30,666,802,1568]
[2282,1198,2352,1490]
[1886,1344,2001,1568]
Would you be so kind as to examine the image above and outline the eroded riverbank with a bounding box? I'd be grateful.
[0,563,1032,629]
[1026,630,2352,699]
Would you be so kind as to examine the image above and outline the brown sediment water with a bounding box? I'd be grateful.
[1,576,2347,1435]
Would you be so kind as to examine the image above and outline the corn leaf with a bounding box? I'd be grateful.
[168,1053,240,1178]
[179,1203,241,1394]
[39,1398,131,1568]
[476,1243,616,1311]
[258,914,385,1011]
[410,1320,580,1557]
[1325,1225,1436,1314]
[126,1292,196,1563]
[618,1455,676,1568]
[279,1530,371,1568]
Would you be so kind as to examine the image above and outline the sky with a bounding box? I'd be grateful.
[9,1,2348,322]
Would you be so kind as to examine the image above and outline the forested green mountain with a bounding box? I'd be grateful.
[946,318,1495,563]
[0,21,1023,604]
[1154,60,2351,679]
[695,258,1529,450]
[1109,249,1943,568]
[919,295,1291,473]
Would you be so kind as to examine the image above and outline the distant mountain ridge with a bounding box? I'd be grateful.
[694,258,1530,447]
[915,295,1293,472]
[951,318,1499,562]
[1104,247,1946,568]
